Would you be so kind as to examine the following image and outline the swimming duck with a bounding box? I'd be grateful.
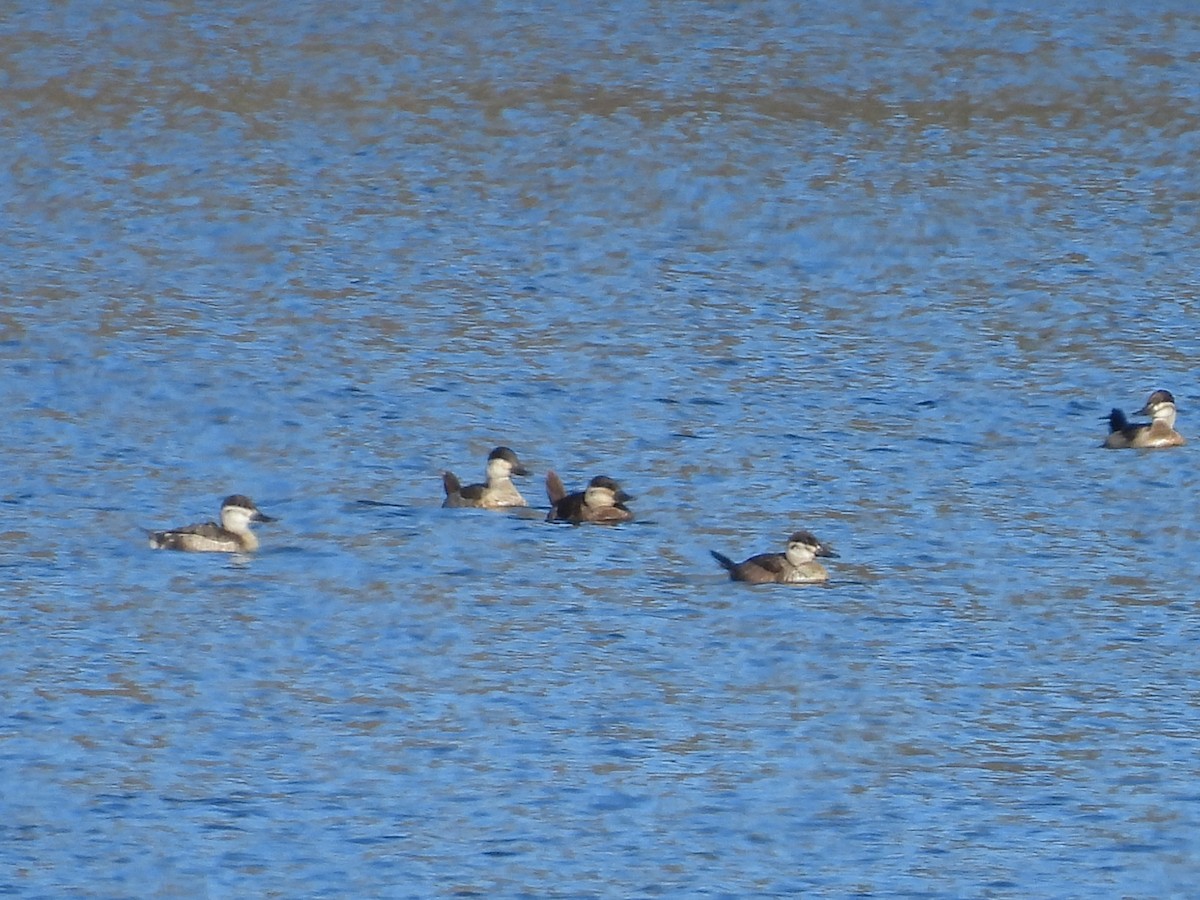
[442,446,530,508]
[1102,389,1185,449]
[545,471,634,524]
[149,494,275,553]
[710,530,837,584]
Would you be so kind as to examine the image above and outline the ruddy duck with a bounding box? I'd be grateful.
[1102,389,1185,449]
[545,471,634,524]
[442,446,530,508]
[149,494,275,553]
[710,530,838,584]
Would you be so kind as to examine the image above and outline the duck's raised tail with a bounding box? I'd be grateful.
[710,550,737,574]
[545,470,567,504]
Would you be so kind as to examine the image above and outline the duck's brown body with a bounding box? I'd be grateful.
[1103,390,1184,449]
[443,447,530,508]
[545,472,633,524]
[711,531,837,584]
[149,495,274,553]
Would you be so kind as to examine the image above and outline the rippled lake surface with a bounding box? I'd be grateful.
[4,1,1200,896]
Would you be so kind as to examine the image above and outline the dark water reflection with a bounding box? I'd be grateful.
[4,1,1200,896]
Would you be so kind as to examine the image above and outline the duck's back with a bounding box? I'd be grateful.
[150,521,238,552]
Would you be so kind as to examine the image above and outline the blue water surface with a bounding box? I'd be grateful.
[3,1,1200,896]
